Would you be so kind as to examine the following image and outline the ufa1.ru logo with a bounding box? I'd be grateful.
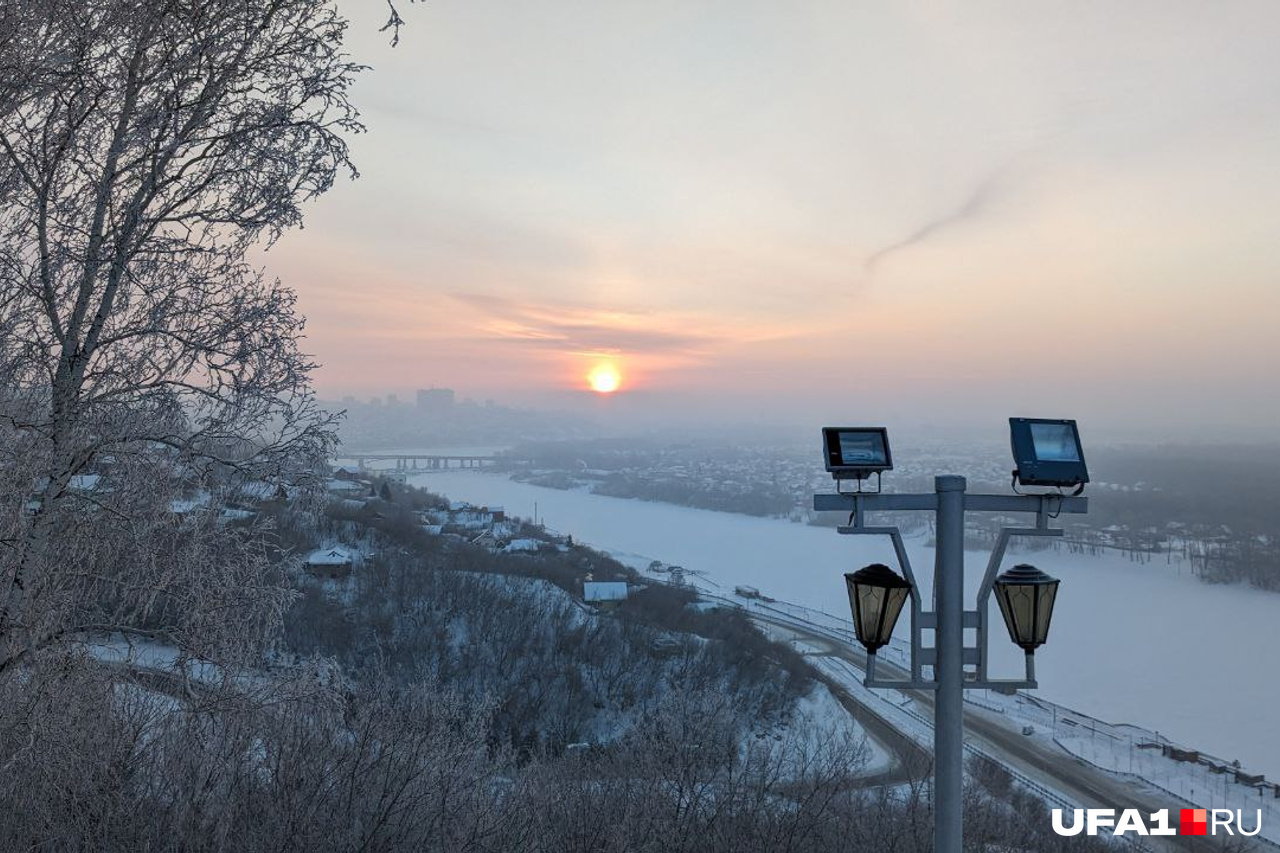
[1051,808,1262,837]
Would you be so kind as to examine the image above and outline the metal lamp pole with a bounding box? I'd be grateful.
[817,474,1087,853]
[933,475,966,849]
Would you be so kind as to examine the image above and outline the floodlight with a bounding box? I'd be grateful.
[822,427,892,480]
[1009,418,1088,490]
[845,563,912,654]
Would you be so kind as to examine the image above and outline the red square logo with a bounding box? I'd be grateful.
[1181,809,1208,836]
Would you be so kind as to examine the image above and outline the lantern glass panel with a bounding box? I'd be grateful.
[1034,582,1058,643]
[853,584,885,642]
[995,585,1026,645]
[876,585,909,645]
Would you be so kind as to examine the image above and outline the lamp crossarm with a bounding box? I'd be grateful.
[862,677,1038,692]
[863,650,1038,692]
[814,492,1087,515]
[816,490,1087,690]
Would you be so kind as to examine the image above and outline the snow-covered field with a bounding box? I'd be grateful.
[412,469,1280,781]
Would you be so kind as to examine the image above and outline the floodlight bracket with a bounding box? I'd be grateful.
[836,470,882,496]
[1011,470,1087,498]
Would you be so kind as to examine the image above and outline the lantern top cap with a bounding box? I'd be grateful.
[845,562,912,588]
[995,563,1058,585]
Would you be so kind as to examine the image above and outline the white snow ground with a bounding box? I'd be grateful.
[412,470,1280,787]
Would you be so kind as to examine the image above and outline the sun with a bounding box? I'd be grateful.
[588,363,621,394]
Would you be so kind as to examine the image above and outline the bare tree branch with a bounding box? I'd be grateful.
[0,0,360,673]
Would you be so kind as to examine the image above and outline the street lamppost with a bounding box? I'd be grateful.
[815,420,1089,853]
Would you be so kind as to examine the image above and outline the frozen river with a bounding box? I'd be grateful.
[411,469,1280,778]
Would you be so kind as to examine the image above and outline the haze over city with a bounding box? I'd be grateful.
[262,0,1280,441]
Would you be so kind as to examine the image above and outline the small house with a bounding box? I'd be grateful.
[305,546,354,579]
[450,504,498,530]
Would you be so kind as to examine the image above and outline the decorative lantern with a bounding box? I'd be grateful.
[993,563,1060,652]
[844,563,912,654]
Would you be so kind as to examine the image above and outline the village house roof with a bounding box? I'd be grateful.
[305,547,353,566]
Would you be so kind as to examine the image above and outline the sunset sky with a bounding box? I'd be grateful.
[263,1,1280,440]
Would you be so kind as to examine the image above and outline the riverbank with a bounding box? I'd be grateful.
[410,468,1280,779]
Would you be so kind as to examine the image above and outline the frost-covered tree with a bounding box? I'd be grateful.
[0,0,363,672]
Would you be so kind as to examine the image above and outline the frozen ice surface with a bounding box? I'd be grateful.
[413,470,1280,780]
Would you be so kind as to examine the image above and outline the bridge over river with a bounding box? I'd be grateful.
[333,452,498,471]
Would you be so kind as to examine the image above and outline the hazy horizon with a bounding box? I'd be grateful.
[324,386,1280,450]
[265,1,1280,443]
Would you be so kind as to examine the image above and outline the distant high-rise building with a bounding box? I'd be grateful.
[386,393,399,407]
[416,388,455,413]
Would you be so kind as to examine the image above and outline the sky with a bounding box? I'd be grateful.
[262,1,1280,441]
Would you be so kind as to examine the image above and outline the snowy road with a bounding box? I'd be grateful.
[743,606,1276,853]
